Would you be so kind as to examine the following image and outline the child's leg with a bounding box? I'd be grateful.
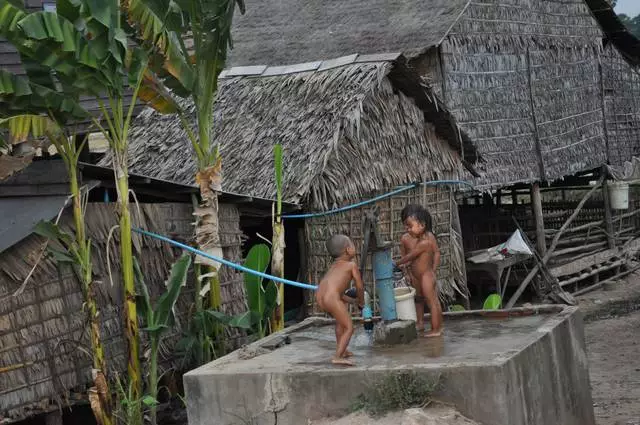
[410,275,425,330]
[421,272,443,337]
[325,297,355,365]
[334,308,353,358]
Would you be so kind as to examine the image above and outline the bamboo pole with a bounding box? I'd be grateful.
[505,177,604,308]
[601,167,616,249]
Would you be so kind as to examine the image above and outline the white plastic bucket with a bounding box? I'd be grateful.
[609,182,629,210]
[394,287,417,322]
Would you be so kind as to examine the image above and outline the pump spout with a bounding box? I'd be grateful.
[362,290,373,332]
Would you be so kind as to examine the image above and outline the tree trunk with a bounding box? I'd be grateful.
[195,162,224,358]
[115,167,141,403]
[69,156,113,425]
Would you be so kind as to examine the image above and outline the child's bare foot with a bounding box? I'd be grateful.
[342,350,354,358]
[416,322,425,332]
[424,329,443,338]
[331,357,354,366]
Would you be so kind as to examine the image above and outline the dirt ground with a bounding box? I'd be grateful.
[580,277,640,425]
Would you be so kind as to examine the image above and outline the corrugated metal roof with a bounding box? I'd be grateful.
[0,195,69,253]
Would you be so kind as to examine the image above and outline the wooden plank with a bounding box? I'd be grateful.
[559,260,625,287]
[550,237,640,277]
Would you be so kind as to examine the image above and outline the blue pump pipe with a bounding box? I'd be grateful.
[132,227,319,291]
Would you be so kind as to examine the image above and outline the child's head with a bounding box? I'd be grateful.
[401,204,432,237]
[326,234,355,259]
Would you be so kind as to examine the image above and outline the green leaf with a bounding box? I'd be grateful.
[133,256,153,326]
[449,304,466,312]
[227,311,260,330]
[204,309,232,325]
[141,395,158,407]
[48,246,75,263]
[0,69,32,96]
[154,254,191,326]
[122,0,194,92]
[142,323,169,333]
[34,220,73,247]
[483,294,502,310]
[0,114,58,144]
[264,280,278,318]
[243,244,271,317]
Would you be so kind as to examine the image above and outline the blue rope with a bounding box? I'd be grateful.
[132,227,319,291]
[281,179,474,219]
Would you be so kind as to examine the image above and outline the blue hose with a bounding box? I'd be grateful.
[281,179,473,219]
[132,227,319,291]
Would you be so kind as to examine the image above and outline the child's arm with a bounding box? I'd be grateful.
[431,234,441,272]
[351,263,365,308]
[395,240,428,266]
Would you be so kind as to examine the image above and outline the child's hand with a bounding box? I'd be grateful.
[343,287,358,300]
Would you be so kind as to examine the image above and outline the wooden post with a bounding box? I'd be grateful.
[531,183,546,255]
[601,167,616,249]
[511,188,518,206]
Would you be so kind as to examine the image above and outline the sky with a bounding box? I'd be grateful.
[616,0,640,17]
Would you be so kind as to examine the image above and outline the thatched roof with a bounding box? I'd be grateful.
[108,54,478,210]
[584,0,640,67]
[221,0,640,190]
[227,0,471,67]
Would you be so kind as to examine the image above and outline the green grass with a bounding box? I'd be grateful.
[351,372,441,417]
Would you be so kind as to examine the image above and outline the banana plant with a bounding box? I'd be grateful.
[0,75,115,425]
[0,1,180,413]
[244,244,278,338]
[34,217,114,425]
[271,144,285,331]
[120,0,246,361]
[135,254,191,425]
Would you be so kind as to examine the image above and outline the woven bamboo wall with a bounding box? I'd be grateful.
[305,186,466,314]
[601,44,640,166]
[437,0,614,187]
[0,202,245,421]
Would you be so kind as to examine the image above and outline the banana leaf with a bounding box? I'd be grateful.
[243,243,271,316]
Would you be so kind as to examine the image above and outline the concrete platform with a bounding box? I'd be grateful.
[184,306,595,425]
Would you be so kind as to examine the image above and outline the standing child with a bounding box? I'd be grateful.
[316,234,365,366]
[395,204,443,337]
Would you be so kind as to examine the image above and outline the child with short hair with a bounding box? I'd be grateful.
[396,204,443,337]
[316,234,365,366]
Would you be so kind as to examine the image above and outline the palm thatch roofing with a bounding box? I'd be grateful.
[584,0,640,67]
[106,54,478,210]
[223,0,640,190]
[227,0,471,67]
